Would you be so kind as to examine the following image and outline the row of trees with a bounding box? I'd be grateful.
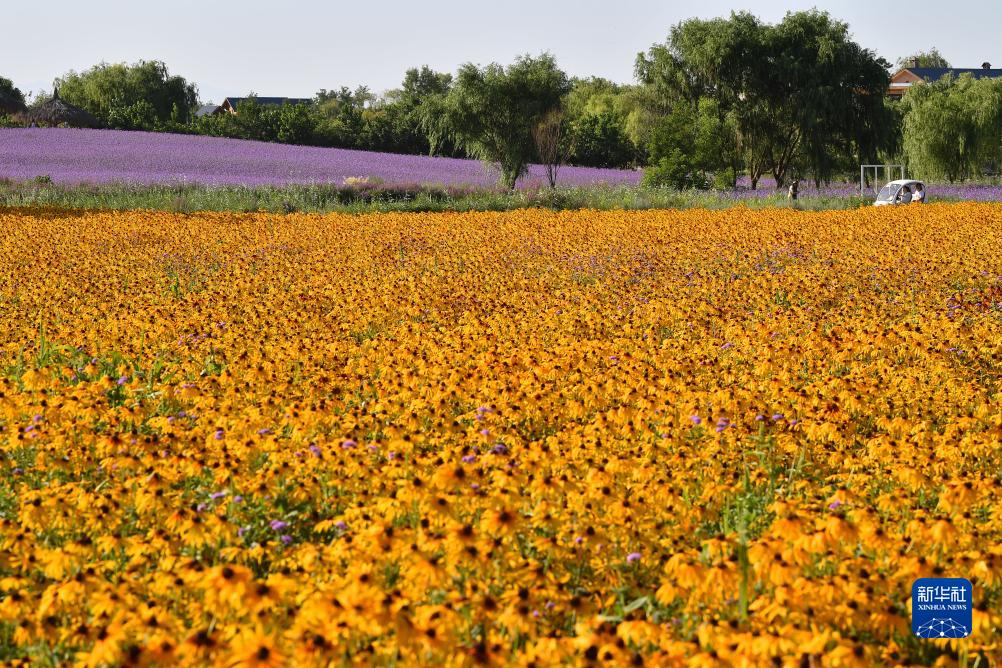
[4,11,997,186]
[31,60,640,186]
[190,77,453,156]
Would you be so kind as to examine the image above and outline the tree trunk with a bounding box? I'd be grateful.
[502,163,522,191]
[771,128,800,191]
[749,158,767,190]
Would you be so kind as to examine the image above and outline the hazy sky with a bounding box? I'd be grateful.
[3,0,999,103]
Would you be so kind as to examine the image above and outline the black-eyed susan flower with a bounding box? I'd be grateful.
[1,205,1001,665]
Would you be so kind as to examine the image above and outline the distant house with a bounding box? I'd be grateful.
[888,61,1002,98]
[216,97,313,114]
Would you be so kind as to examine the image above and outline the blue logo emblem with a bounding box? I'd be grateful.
[912,578,972,638]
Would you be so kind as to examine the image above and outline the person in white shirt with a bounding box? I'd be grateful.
[912,183,925,203]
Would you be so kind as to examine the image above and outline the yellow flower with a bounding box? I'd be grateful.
[229,630,285,668]
[3,205,1002,664]
[480,507,522,536]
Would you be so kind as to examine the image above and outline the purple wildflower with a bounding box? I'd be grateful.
[269,520,289,531]
[627,552,642,563]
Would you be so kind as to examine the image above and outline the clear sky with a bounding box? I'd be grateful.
[3,0,999,104]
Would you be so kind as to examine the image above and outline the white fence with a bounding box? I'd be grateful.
[860,165,905,194]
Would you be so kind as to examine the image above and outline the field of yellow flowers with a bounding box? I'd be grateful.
[1,204,1000,666]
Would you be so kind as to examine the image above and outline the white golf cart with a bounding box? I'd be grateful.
[873,179,926,206]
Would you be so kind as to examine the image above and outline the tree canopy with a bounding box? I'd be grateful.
[56,60,198,126]
[0,76,26,106]
[420,54,571,189]
[637,10,896,188]
[397,66,453,108]
[896,48,951,69]
[902,74,1002,180]
[561,78,643,168]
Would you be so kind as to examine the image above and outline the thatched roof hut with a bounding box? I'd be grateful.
[0,90,27,115]
[23,88,98,128]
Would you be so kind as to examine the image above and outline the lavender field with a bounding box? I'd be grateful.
[4,127,1002,204]
[0,128,641,188]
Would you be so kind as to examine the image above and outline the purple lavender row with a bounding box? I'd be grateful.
[4,128,1000,199]
[0,128,641,188]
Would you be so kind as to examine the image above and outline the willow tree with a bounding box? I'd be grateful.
[636,12,762,187]
[420,54,570,189]
[902,74,1002,181]
[55,60,198,125]
[638,10,896,188]
[765,11,897,186]
[896,48,951,69]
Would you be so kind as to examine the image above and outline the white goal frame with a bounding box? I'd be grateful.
[860,164,905,195]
